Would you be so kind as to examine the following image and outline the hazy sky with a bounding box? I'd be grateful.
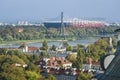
[0,0,120,23]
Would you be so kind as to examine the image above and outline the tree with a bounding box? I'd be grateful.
[66,46,72,51]
[5,34,13,41]
[41,40,48,50]
[32,54,40,61]
[76,72,93,80]
[50,45,56,51]
[112,37,117,47]
[0,48,7,55]
[0,55,26,80]
[66,54,76,62]
[0,66,26,80]
[63,41,69,47]
[18,54,30,64]
[0,55,25,65]
[44,74,56,80]
[86,38,110,62]
[77,44,85,48]
[25,63,40,73]
[25,71,40,80]
[76,48,84,69]
[40,51,50,59]
[7,50,22,56]
[76,72,87,80]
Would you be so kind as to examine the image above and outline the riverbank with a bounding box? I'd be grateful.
[0,39,68,45]
[0,39,98,48]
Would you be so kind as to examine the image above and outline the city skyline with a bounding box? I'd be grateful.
[0,0,120,23]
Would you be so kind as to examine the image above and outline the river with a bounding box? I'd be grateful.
[0,39,98,48]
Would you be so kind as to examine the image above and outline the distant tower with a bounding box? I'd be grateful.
[60,12,65,39]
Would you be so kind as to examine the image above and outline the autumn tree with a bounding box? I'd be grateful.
[66,54,76,62]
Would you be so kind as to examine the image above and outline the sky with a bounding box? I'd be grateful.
[0,0,120,23]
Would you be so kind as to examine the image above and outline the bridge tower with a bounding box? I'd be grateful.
[60,12,65,39]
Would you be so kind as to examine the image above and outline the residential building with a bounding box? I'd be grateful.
[36,57,72,69]
[18,43,40,53]
[83,58,101,72]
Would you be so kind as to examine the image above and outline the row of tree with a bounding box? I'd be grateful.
[0,25,119,41]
